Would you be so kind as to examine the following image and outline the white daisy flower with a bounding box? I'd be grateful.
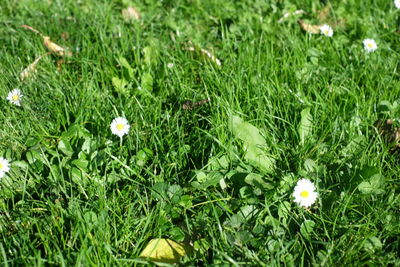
[293,178,318,208]
[395,0,400,9]
[320,24,333,37]
[110,117,130,138]
[0,157,10,178]
[6,88,23,106]
[363,39,378,53]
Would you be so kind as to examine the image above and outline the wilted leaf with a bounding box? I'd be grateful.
[317,4,331,21]
[20,53,49,81]
[21,25,72,57]
[278,10,306,23]
[298,20,322,34]
[139,238,190,263]
[186,45,221,66]
[298,108,313,145]
[374,119,400,153]
[122,6,141,22]
[56,58,65,72]
[182,98,210,110]
[200,48,221,66]
[43,36,72,56]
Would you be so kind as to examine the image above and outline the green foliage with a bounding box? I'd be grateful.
[0,0,399,265]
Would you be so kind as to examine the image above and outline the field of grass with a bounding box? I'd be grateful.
[1,0,400,265]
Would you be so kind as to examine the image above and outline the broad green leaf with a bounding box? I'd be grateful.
[193,171,224,189]
[71,167,84,184]
[300,220,316,240]
[239,205,259,219]
[178,195,192,209]
[167,184,183,203]
[207,154,229,170]
[363,236,382,252]
[143,43,159,66]
[118,56,134,79]
[358,173,385,194]
[340,136,366,158]
[139,238,190,263]
[195,171,208,183]
[229,115,275,173]
[58,139,74,157]
[377,100,392,113]
[229,115,266,146]
[304,158,317,172]
[141,72,153,91]
[71,159,89,171]
[112,77,128,94]
[278,201,291,219]
[298,107,313,145]
[244,146,275,173]
[244,173,274,191]
[193,238,210,254]
[12,160,29,169]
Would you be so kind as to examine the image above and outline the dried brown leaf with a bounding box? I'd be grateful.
[200,48,221,66]
[43,36,72,57]
[122,6,141,22]
[278,10,306,23]
[298,20,322,34]
[21,25,72,57]
[56,58,65,72]
[61,32,69,41]
[317,4,331,21]
[20,53,50,81]
[374,119,400,153]
[182,98,210,110]
[186,44,221,66]
[21,25,43,36]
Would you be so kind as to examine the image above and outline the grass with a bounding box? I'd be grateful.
[1,0,400,265]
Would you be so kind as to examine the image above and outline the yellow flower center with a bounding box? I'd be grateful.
[368,43,373,48]
[116,123,124,131]
[12,95,19,101]
[324,30,329,35]
[0,163,3,169]
[300,190,309,198]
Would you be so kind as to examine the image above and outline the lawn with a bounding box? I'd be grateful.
[0,0,399,265]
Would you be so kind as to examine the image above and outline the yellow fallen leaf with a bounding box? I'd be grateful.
[122,6,141,22]
[139,238,190,263]
[298,20,322,34]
